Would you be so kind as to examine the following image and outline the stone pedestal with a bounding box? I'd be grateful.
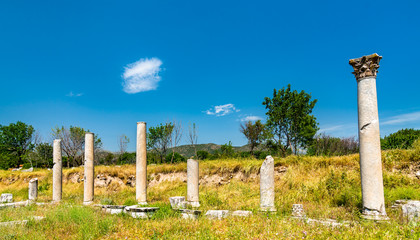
[349,53,387,220]
[102,205,126,214]
[83,133,94,205]
[260,156,276,211]
[187,159,200,207]
[53,139,62,202]
[292,204,306,218]
[169,196,186,210]
[136,122,147,205]
[0,194,13,203]
[179,209,202,220]
[28,178,38,201]
[124,206,159,219]
[205,210,230,219]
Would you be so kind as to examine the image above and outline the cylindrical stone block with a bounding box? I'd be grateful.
[136,122,147,205]
[357,76,386,218]
[260,156,276,211]
[83,132,94,205]
[187,159,200,207]
[28,178,38,201]
[53,139,62,202]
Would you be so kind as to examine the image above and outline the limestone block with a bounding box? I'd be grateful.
[124,206,159,219]
[179,209,202,220]
[187,159,200,207]
[205,210,230,219]
[169,196,186,210]
[401,200,420,222]
[231,210,252,217]
[102,205,126,214]
[0,193,13,203]
[292,204,306,218]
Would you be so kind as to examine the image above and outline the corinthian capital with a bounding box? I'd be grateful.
[349,53,382,80]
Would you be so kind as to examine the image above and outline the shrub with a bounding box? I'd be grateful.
[165,152,186,163]
[197,150,210,160]
[381,128,420,150]
[307,134,358,156]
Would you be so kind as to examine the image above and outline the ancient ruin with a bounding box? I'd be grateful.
[53,139,62,202]
[187,159,200,207]
[136,122,148,205]
[83,133,95,205]
[260,155,276,212]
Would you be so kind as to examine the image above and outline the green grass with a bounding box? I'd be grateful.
[0,151,419,239]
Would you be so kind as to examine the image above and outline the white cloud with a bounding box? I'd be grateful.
[205,104,239,116]
[240,115,263,122]
[381,111,420,125]
[122,57,163,94]
[66,91,83,97]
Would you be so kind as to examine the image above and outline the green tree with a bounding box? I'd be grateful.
[240,120,265,156]
[381,128,420,150]
[220,141,235,158]
[51,126,102,167]
[0,121,35,168]
[35,142,53,168]
[147,122,174,163]
[262,84,318,156]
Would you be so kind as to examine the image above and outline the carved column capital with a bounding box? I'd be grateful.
[349,53,382,80]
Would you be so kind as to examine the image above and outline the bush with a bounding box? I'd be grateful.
[381,128,420,150]
[165,152,186,163]
[307,134,358,156]
[197,150,210,160]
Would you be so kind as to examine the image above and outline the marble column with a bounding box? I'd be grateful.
[83,132,94,205]
[260,155,276,211]
[53,139,62,202]
[136,122,147,205]
[28,178,38,201]
[187,159,200,207]
[349,53,387,220]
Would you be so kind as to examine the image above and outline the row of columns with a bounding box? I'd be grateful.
[41,53,389,220]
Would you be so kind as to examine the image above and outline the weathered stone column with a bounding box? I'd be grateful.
[136,122,147,205]
[260,155,276,211]
[83,132,94,205]
[53,139,62,202]
[349,53,387,220]
[28,178,38,201]
[187,159,200,207]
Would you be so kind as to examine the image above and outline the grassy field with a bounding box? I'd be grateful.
[0,150,419,239]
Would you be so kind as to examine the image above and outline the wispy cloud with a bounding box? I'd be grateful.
[381,111,420,125]
[240,115,263,122]
[66,92,83,97]
[122,57,163,94]
[318,125,346,133]
[205,104,239,116]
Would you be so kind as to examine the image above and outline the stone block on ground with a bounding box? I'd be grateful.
[124,206,159,219]
[231,210,252,217]
[102,205,126,214]
[400,200,420,222]
[169,196,186,210]
[292,204,306,218]
[0,193,13,203]
[179,209,202,220]
[205,210,230,219]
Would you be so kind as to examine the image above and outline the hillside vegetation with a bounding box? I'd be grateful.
[0,149,419,239]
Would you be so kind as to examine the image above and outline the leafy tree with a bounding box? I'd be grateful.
[240,120,265,156]
[147,122,174,163]
[0,121,35,168]
[262,84,318,156]
[35,142,53,168]
[165,152,186,163]
[307,134,358,156]
[220,141,235,158]
[381,128,420,150]
[51,126,102,167]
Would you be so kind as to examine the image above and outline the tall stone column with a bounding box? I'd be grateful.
[260,155,276,211]
[53,139,62,202]
[187,159,200,207]
[83,132,94,205]
[28,178,38,201]
[136,122,147,205]
[349,53,387,220]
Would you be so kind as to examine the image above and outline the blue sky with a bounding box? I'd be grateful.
[1,0,419,151]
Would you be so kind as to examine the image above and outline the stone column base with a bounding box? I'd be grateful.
[259,206,276,212]
[137,201,148,206]
[83,201,93,205]
[362,209,389,221]
[188,201,200,208]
